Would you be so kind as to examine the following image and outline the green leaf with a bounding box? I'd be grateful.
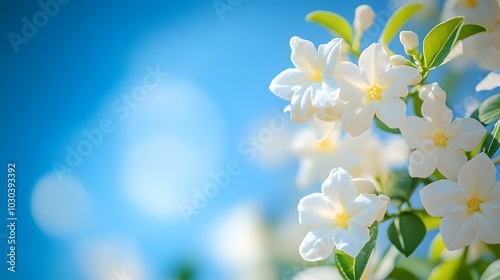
[479,94,500,124]
[487,244,500,259]
[388,212,426,257]
[335,223,378,280]
[457,24,487,42]
[384,170,420,202]
[375,116,401,134]
[396,257,435,280]
[423,17,464,70]
[481,260,500,280]
[413,93,424,117]
[379,4,423,46]
[429,234,446,262]
[306,11,353,44]
[430,257,474,280]
[482,119,500,157]
[387,267,418,280]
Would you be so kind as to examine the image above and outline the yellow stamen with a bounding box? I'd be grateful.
[316,138,336,151]
[336,212,349,228]
[433,131,448,147]
[467,197,481,213]
[464,0,477,8]
[312,72,322,83]
[367,86,382,100]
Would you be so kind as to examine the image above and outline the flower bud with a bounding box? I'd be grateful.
[399,31,419,51]
[389,54,411,66]
[354,5,375,33]
[419,82,446,102]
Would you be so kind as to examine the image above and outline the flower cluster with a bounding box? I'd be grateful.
[268,1,500,279]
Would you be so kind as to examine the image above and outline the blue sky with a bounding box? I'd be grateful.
[3,0,497,279]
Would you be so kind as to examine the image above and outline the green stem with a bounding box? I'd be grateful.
[452,246,469,279]
[493,156,500,165]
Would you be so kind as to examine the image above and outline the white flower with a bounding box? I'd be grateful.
[354,5,375,33]
[291,126,408,188]
[419,82,446,102]
[441,0,500,70]
[291,126,344,188]
[399,31,419,52]
[336,43,421,136]
[420,153,500,250]
[270,37,344,123]
[401,92,486,180]
[298,168,389,260]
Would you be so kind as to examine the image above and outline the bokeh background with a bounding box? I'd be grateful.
[0,0,494,279]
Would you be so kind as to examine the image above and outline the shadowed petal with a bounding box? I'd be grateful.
[298,193,335,226]
[401,116,431,148]
[420,180,468,217]
[341,96,374,137]
[474,212,500,244]
[332,223,370,258]
[269,68,311,100]
[421,95,452,130]
[373,97,406,129]
[358,43,391,85]
[299,226,336,261]
[322,168,357,208]
[409,147,438,178]
[290,36,316,74]
[440,211,475,251]
[458,153,496,198]
[447,118,486,151]
[347,193,385,227]
[437,145,467,182]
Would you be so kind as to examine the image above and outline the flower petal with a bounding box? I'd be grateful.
[420,180,468,217]
[290,36,317,74]
[299,226,336,261]
[478,202,500,234]
[474,212,500,244]
[401,116,432,149]
[436,145,467,182]
[322,168,357,209]
[358,43,391,86]
[341,96,375,137]
[440,211,475,251]
[447,118,486,151]
[269,68,312,100]
[319,38,343,75]
[332,223,370,258]
[378,65,420,90]
[479,182,500,203]
[409,147,438,178]
[347,193,386,227]
[335,62,370,101]
[311,81,341,108]
[421,95,452,130]
[458,153,497,198]
[289,87,315,123]
[298,193,335,226]
[353,178,375,194]
[373,97,406,128]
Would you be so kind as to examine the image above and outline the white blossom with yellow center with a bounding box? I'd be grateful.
[420,153,500,250]
[269,36,344,123]
[400,91,486,181]
[297,168,389,260]
[335,43,421,137]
